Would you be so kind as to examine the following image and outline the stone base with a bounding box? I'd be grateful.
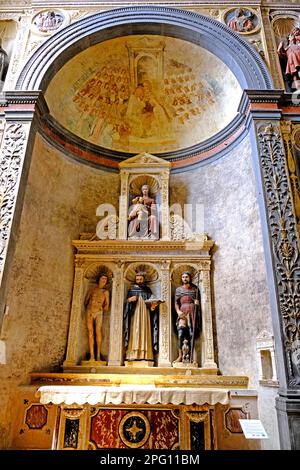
[172,361,199,369]
[31,370,248,388]
[125,360,154,367]
[81,360,107,367]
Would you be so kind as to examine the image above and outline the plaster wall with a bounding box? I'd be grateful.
[171,137,280,449]
[171,137,273,387]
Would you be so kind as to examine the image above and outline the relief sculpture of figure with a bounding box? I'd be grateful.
[227,8,255,33]
[128,184,158,239]
[174,271,201,364]
[278,28,300,90]
[85,274,110,362]
[123,272,159,364]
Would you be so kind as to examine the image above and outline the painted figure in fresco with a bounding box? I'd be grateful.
[278,28,300,90]
[128,184,159,239]
[174,272,201,364]
[85,274,110,361]
[0,39,9,85]
[123,272,159,363]
[227,8,255,33]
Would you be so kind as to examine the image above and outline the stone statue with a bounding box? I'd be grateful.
[0,39,9,85]
[85,274,110,362]
[123,272,159,363]
[173,271,201,364]
[128,184,158,239]
[182,339,190,363]
[277,28,300,90]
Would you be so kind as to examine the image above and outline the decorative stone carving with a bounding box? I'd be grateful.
[257,122,300,387]
[0,123,26,282]
[281,122,300,239]
[108,263,124,366]
[119,153,171,241]
[159,260,171,366]
[63,154,216,372]
[63,265,85,367]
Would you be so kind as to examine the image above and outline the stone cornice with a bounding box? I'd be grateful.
[30,371,248,389]
[0,90,49,121]
[73,238,215,256]
[238,91,300,126]
[0,1,299,13]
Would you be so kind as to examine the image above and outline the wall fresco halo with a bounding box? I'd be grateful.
[45,35,242,154]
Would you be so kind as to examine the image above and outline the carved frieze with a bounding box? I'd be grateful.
[0,123,26,280]
[256,122,300,387]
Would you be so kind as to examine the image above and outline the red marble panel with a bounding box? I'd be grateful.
[90,409,127,448]
[90,408,179,449]
[144,410,179,449]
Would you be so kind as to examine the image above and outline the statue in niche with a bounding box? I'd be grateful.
[85,273,110,362]
[277,27,300,91]
[227,8,256,33]
[173,271,201,365]
[128,184,158,239]
[0,39,9,86]
[123,271,160,364]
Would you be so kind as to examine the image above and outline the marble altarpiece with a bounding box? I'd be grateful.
[63,153,217,373]
[29,153,258,450]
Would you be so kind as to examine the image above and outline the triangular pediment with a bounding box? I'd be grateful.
[119,152,171,169]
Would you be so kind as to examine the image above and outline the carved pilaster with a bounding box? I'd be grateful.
[281,122,300,244]
[0,119,5,147]
[158,260,172,367]
[200,267,218,370]
[0,123,27,284]
[63,262,85,367]
[4,15,32,91]
[108,262,125,366]
[161,172,170,240]
[118,171,129,240]
[256,122,300,388]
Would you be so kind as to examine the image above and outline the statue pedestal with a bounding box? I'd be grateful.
[125,360,154,368]
[81,360,107,367]
[172,362,199,369]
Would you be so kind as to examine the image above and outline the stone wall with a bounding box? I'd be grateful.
[170,136,273,387]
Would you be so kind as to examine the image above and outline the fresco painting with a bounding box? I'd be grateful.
[46,35,242,153]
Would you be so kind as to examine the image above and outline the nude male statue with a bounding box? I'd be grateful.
[85,274,110,361]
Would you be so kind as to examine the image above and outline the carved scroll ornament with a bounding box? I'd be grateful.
[257,122,300,387]
[0,123,26,276]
